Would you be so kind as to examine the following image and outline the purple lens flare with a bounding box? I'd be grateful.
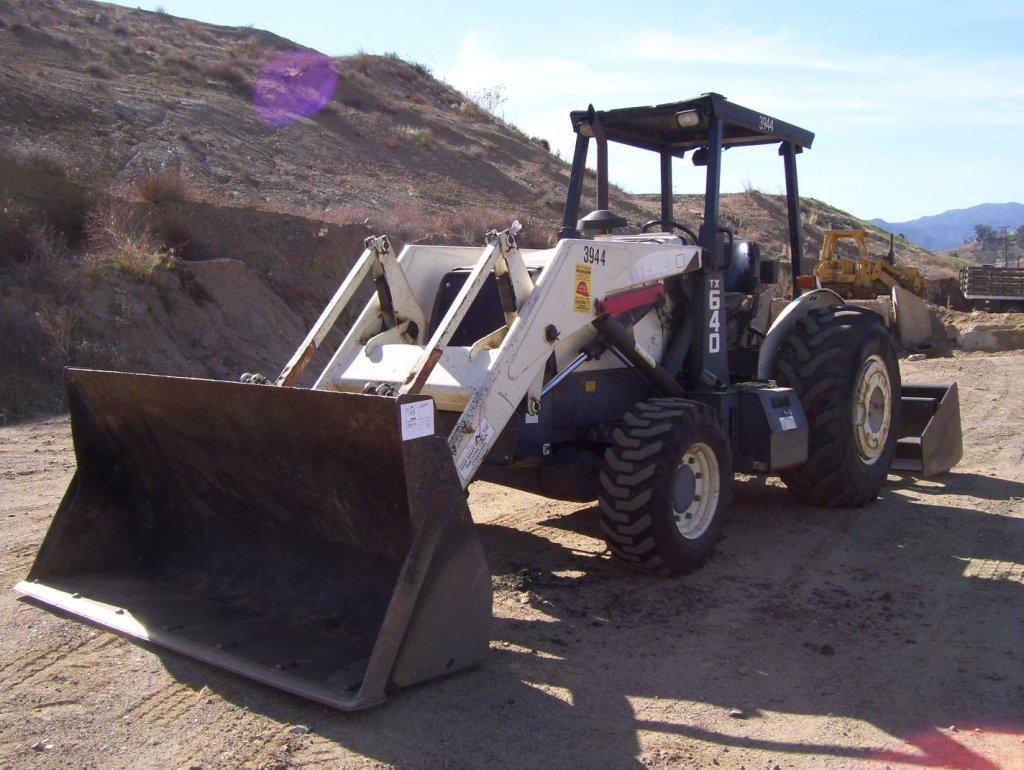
[254,51,338,128]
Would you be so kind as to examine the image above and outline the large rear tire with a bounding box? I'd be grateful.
[598,399,732,575]
[774,305,901,507]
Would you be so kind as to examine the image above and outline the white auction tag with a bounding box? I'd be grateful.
[400,400,435,441]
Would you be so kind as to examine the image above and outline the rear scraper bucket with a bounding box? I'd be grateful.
[893,382,963,477]
[15,369,491,710]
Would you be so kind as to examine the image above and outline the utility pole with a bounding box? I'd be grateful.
[998,225,1011,267]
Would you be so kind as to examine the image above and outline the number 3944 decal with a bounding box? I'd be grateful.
[758,115,774,133]
[582,245,606,265]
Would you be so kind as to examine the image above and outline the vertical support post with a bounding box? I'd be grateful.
[660,150,673,226]
[559,134,590,239]
[689,114,729,389]
[782,141,804,297]
[701,117,722,260]
[594,125,609,211]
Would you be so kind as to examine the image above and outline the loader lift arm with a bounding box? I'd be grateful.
[287,223,702,487]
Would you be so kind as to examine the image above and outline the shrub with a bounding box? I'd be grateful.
[0,203,36,264]
[164,53,198,73]
[85,207,166,278]
[374,199,428,241]
[469,85,507,116]
[323,204,372,226]
[335,74,376,110]
[206,60,251,97]
[86,62,112,78]
[136,169,189,204]
[409,61,432,77]
[394,126,433,147]
[34,304,80,361]
[433,206,509,245]
[352,52,372,74]
[155,210,195,258]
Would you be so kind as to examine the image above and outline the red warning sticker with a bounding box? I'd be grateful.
[574,264,592,312]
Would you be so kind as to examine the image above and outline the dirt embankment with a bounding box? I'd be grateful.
[933,307,1024,352]
[0,162,375,418]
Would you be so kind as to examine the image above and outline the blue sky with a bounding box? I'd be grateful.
[117,1,1023,221]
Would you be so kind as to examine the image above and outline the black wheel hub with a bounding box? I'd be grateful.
[672,465,696,512]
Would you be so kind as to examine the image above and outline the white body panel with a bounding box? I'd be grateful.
[297,231,701,486]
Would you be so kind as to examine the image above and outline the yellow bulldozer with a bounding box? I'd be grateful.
[814,229,926,299]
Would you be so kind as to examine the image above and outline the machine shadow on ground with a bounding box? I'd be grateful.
[150,471,1024,769]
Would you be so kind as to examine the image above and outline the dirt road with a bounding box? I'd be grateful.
[2,353,1022,769]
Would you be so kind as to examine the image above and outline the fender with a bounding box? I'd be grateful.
[756,288,845,380]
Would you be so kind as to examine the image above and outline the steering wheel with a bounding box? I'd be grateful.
[640,219,699,244]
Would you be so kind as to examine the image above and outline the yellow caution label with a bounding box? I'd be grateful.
[573,263,592,313]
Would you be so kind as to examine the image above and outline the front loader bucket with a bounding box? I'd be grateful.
[893,382,963,477]
[15,369,491,710]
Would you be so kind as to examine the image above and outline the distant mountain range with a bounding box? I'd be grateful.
[870,202,1024,251]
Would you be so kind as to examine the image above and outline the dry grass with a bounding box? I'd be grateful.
[432,206,510,245]
[85,62,113,78]
[164,53,199,74]
[0,199,82,268]
[405,127,432,147]
[136,169,190,205]
[352,53,372,75]
[155,209,195,258]
[206,60,252,97]
[335,74,377,110]
[323,204,373,226]
[85,207,167,278]
[373,199,429,241]
[34,304,80,361]
[0,202,37,265]
[318,200,549,247]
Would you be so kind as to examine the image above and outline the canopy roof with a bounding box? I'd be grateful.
[570,93,814,154]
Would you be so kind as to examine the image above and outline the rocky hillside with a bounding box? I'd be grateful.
[0,0,640,229]
[0,0,961,420]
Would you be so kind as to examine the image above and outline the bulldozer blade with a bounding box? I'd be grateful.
[14,369,491,710]
[893,382,963,477]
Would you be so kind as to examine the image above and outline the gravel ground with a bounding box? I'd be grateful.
[1,352,1022,769]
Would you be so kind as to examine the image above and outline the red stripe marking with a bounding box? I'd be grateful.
[597,283,665,316]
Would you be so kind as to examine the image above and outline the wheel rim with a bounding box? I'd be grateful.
[671,442,720,540]
[852,354,892,465]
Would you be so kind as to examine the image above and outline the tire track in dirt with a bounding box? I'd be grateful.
[290,742,352,768]
[0,634,116,690]
[0,543,41,576]
[123,683,201,723]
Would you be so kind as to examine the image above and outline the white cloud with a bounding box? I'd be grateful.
[438,23,1024,220]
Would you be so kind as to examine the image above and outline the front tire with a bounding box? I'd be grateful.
[598,399,732,575]
[774,305,901,507]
